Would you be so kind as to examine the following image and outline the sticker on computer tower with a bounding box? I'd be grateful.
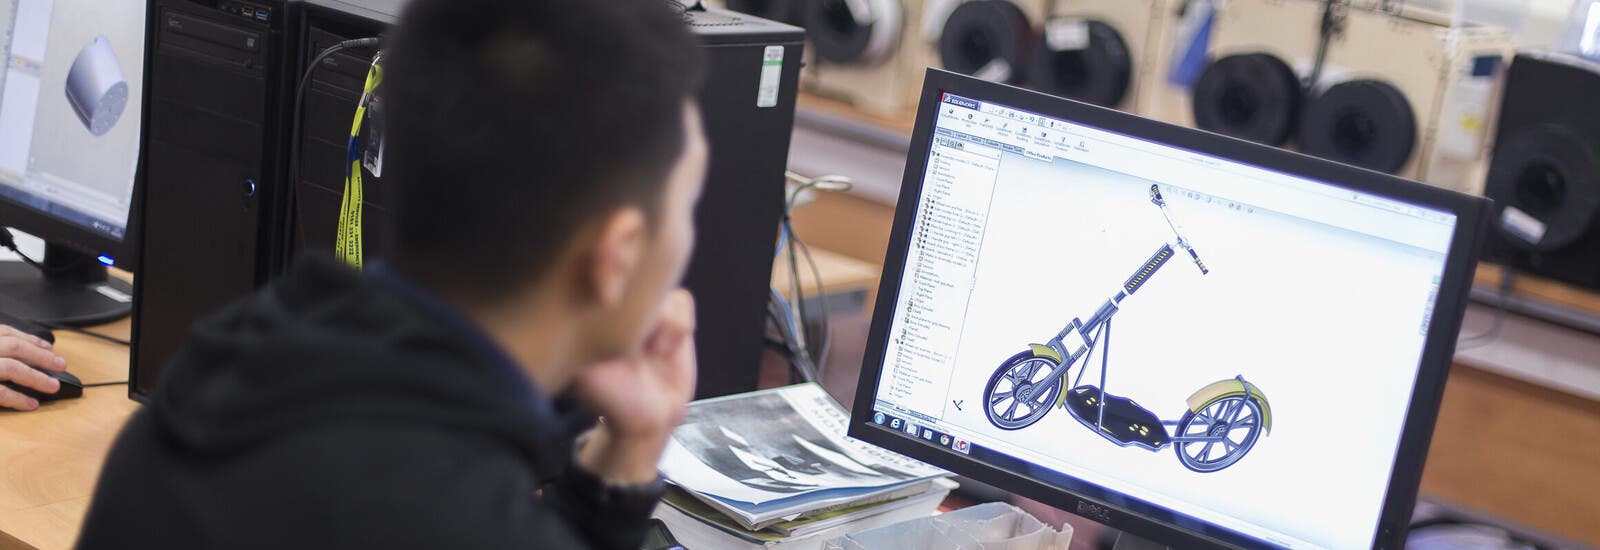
[757,46,783,108]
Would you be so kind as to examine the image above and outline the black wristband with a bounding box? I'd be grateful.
[562,466,666,516]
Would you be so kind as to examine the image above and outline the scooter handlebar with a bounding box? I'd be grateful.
[1151,185,1210,275]
[1183,245,1210,275]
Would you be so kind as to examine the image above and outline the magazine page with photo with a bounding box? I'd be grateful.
[661,384,945,507]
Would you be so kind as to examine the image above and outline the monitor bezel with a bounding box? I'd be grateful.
[849,69,1491,550]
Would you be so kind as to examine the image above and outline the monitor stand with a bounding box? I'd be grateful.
[1113,532,1172,550]
[0,243,133,326]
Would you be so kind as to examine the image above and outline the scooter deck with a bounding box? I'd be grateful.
[1064,386,1172,450]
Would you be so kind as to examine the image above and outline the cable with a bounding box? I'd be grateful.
[83,381,130,388]
[768,289,818,383]
[280,37,383,270]
[0,228,93,275]
[790,220,832,380]
[39,321,132,347]
[1305,0,1347,95]
[766,304,809,385]
[785,217,810,361]
[786,171,854,206]
[779,171,853,383]
[1457,270,1516,351]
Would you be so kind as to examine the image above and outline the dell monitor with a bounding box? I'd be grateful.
[0,0,143,325]
[850,70,1489,549]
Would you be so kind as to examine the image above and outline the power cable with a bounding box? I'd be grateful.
[280,37,383,270]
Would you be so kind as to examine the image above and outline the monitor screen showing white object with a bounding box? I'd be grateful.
[0,0,143,243]
[850,70,1489,550]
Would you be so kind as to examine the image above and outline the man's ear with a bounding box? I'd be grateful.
[587,207,648,308]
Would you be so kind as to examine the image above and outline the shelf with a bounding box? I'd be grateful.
[789,94,1600,349]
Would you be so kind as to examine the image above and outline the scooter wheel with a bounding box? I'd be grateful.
[984,350,1062,430]
[1173,394,1263,473]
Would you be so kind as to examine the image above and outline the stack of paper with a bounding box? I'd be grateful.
[653,384,954,549]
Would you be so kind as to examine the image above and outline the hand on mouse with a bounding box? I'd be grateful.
[571,289,697,485]
[0,324,66,411]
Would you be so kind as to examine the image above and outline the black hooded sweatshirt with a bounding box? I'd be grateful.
[79,257,653,549]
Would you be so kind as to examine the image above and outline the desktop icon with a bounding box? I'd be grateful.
[939,434,952,447]
[890,418,903,430]
[953,439,971,454]
[921,428,935,441]
[874,412,886,425]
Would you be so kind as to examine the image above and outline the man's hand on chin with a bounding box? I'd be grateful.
[571,290,697,484]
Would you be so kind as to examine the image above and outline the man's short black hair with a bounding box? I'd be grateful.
[383,0,703,298]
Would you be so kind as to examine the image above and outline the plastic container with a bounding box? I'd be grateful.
[823,502,1073,550]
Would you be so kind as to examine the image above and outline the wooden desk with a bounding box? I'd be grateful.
[0,318,138,550]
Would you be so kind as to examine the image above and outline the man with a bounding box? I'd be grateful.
[80,0,705,548]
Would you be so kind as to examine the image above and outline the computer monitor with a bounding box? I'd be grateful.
[0,0,143,325]
[850,70,1489,549]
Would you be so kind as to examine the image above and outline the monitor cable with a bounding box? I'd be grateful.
[769,171,853,385]
[768,288,818,384]
[280,37,383,271]
[0,228,94,275]
[38,321,132,347]
[1457,269,1516,351]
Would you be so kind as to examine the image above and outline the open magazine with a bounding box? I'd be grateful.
[660,383,948,529]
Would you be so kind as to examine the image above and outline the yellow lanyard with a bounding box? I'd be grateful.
[337,55,383,269]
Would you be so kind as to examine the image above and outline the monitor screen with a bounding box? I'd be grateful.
[0,0,143,242]
[858,77,1476,549]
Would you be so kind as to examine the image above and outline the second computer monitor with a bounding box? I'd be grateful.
[0,0,145,324]
[851,70,1489,549]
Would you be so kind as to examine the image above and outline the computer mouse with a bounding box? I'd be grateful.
[3,369,83,402]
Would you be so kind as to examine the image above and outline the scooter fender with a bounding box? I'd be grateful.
[1027,344,1062,364]
[1021,344,1073,409]
[1186,379,1273,435]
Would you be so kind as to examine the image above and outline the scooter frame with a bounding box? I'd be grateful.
[983,185,1271,473]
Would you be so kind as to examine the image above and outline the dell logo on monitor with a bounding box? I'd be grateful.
[1075,501,1113,524]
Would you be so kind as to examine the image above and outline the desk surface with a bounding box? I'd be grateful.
[0,317,138,550]
[0,255,882,550]
[3,257,1596,548]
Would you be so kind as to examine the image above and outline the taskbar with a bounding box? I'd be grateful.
[0,183,127,242]
[868,407,1303,550]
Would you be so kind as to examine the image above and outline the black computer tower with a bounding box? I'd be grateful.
[683,10,805,398]
[131,0,302,398]
[290,0,392,260]
[1484,52,1600,291]
[131,1,804,400]
[291,2,806,399]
